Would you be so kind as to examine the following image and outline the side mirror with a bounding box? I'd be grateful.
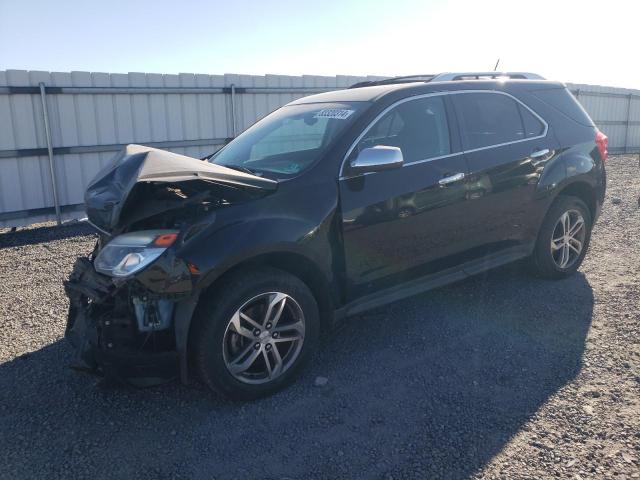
[350,146,404,174]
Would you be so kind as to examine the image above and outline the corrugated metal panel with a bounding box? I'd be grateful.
[0,70,382,227]
[0,71,636,228]
[567,82,640,153]
[0,70,53,220]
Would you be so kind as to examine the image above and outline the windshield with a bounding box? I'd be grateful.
[210,102,365,177]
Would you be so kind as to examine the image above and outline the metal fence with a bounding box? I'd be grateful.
[0,70,638,228]
[566,83,640,155]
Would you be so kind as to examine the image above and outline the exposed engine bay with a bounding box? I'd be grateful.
[84,144,276,235]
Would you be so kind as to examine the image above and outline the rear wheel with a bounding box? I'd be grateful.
[191,267,320,400]
[530,195,592,279]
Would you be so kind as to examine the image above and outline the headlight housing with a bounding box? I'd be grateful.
[94,230,178,278]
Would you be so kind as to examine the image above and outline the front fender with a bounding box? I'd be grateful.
[177,208,337,292]
[176,177,340,291]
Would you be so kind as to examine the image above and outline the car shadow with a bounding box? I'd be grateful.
[0,264,593,479]
[0,222,95,248]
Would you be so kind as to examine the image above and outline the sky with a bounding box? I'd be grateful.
[1,0,639,89]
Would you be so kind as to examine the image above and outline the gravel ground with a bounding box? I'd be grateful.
[0,155,638,480]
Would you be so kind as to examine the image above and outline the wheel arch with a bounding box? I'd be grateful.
[196,251,337,334]
[554,180,597,221]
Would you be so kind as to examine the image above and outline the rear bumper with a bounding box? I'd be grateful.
[596,165,606,223]
[593,198,603,224]
[64,257,193,386]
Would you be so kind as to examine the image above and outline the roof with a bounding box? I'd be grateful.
[289,78,564,105]
[288,84,417,104]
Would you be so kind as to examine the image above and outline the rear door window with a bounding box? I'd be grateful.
[452,93,543,150]
[518,104,545,138]
[357,96,451,163]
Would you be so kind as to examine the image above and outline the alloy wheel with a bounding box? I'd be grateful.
[550,209,586,269]
[222,292,305,384]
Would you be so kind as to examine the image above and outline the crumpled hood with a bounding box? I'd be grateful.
[85,144,277,233]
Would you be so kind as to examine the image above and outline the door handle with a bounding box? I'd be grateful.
[530,148,550,159]
[439,172,465,185]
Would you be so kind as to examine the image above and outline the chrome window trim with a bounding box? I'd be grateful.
[339,89,549,180]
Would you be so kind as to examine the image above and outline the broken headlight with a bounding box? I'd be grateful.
[94,230,178,277]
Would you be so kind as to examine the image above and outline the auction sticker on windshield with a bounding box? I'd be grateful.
[314,109,354,120]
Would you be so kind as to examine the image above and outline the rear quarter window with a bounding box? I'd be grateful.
[528,87,595,127]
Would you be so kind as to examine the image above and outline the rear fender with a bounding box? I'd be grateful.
[532,142,603,232]
[537,142,599,195]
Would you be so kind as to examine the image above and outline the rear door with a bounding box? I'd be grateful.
[450,91,555,253]
[339,94,471,300]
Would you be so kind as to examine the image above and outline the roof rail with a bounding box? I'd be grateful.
[430,72,545,82]
[348,71,544,89]
[348,74,435,89]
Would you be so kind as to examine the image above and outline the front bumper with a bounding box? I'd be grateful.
[64,257,197,386]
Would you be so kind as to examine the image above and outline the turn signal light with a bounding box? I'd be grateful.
[153,233,178,247]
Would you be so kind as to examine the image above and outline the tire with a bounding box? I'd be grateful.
[530,195,593,279]
[191,267,320,400]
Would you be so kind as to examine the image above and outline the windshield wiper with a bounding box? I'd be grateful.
[223,165,258,175]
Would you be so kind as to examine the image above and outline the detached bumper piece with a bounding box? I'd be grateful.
[64,257,180,387]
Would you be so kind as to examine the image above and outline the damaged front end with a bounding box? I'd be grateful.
[64,144,277,386]
[64,242,198,387]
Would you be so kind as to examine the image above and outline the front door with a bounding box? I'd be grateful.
[339,94,470,300]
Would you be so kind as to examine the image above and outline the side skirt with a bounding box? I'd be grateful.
[334,244,533,320]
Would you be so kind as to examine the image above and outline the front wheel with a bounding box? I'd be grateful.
[191,267,320,400]
[530,195,593,279]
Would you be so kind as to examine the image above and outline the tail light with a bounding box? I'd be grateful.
[595,130,608,163]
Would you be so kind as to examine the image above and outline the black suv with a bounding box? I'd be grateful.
[65,72,608,399]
